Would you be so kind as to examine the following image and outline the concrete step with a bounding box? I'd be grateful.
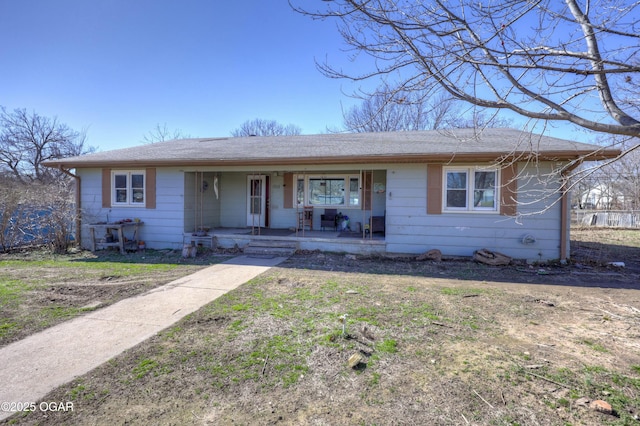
[244,240,297,257]
[247,240,297,249]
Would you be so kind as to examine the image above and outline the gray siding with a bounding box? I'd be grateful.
[219,173,247,228]
[78,167,186,250]
[269,173,297,229]
[77,161,565,260]
[385,162,563,261]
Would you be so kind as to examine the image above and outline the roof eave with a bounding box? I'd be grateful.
[43,148,621,169]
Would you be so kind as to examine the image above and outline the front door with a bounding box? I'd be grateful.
[247,175,266,227]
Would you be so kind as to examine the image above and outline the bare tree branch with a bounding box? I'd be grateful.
[142,123,189,144]
[231,119,302,137]
[342,85,512,132]
[292,0,640,137]
[0,107,94,184]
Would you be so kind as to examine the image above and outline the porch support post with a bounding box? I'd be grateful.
[560,162,581,261]
[360,169,365,239]
[295,172,302,237]
[560,183,569,261]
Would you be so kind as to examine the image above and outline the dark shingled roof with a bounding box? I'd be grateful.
[44,128,619,168]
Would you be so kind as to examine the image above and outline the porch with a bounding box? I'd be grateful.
[184,171,387,226]
[185,227,386,256]
[183,169,388,256]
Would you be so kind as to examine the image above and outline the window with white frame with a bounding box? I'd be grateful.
[444,167,498,212]
[112,171,145,206]
[297,175,360,207]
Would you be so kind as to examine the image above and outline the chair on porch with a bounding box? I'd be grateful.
[366,212,385,236]
[320,208,337,231]
[370,215,385,234]
[298,206,314,231]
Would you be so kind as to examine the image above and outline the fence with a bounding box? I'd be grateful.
[573,210,640,228]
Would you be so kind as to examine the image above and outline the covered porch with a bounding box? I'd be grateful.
[182,168,387,254]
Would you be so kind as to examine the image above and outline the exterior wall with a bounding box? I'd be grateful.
[78,162,564,260]
[384,162,564,261]
[371,170,387,216]
[219,173,247,228]
[78,167,186,250]
[269,173,297,229]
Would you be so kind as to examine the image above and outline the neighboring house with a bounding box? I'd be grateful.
[44,129,619,261]
[578,183,625,210]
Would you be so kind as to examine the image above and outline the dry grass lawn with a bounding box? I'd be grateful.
[2,228,640,425]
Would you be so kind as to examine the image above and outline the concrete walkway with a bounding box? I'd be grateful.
[0,255,287,421]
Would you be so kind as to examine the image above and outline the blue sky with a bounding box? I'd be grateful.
[0,0,369,150]
[1,1,596,152]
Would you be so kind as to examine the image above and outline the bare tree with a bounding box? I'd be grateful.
[0,177,76,253]
[614,148,640,209]
[343,86,512,132]
[343,88,450,132]
[292,1,640,142]
[454,109,515,130]
[580,135,640,210]
[0,108,90,252]
[142,123,189,143]
[0,177,22,251]
[0,107,93,184]
[231,119,302,137]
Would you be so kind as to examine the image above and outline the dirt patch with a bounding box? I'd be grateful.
[3,230,640,425]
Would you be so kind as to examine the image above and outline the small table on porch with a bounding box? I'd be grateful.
[183,233,215,249]
[88,222,143,254]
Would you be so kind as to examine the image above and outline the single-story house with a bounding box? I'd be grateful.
[44,128,619,261]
